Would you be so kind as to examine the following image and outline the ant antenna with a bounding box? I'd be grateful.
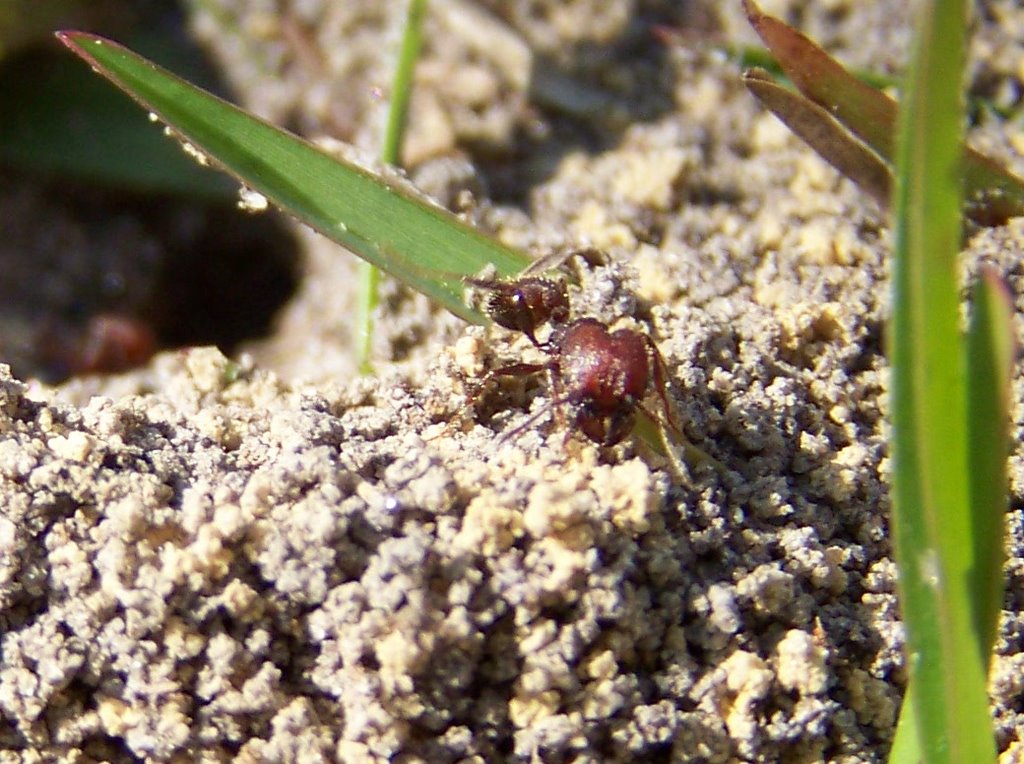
[496,401,555,445]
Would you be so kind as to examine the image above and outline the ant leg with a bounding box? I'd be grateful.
[490,360,571,444]
[523,246,609,277]
[437,360,545,440]
[483,360,567,444]
[477,361,549,387]
[638,338,722,474]
[498,401,554,444]
[545,360,570,433]
[521,250,574,277]
[642,335,685,437]
[568,246,609,269]
[634,340,724,475]
[461,360,548,430]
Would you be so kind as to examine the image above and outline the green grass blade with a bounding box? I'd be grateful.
[742,68,890,208]
[355,252,383,370]
[357,0,429,373]
[56,31,530,323]
[965,267,1013,659]
[889,0,996,760]
[382,0,427,168]
[887,684,923,764]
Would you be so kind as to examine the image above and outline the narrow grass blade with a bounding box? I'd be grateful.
[889,0,996,760]
[742,0,895,156]
[356,0,429,372]
[56,31,530,323]
[743,69,890,208]
[965,267,1013,659]
[742,0,1024,226]
[381,0,427,168]
[890,237,1010,764]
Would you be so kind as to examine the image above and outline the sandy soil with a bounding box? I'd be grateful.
[3,1,1024,761]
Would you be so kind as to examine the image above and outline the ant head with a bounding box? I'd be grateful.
[475,276,570,345]
[519,278,570,326]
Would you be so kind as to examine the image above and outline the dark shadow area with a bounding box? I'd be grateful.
[145,203,300,352]
[0,1,301,382]
[0,174,301,383]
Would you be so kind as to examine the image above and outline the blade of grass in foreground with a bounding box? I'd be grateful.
[356,0,429,373]
[889,272,1011,764]
[888,0,996,760]
[56,31,530,323]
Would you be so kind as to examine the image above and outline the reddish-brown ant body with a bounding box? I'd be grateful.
[35,312,158,381]
[463,248,607,348]
[467,252,683,447]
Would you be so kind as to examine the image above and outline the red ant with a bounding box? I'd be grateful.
[35,312,157,381]
[466,251,685,448]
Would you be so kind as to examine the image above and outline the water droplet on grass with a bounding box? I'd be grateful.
[237,186,269,213]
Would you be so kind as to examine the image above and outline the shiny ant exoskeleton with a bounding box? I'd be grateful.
[464,275,569,348]
[466,251,684,448]
[463,247,606,348]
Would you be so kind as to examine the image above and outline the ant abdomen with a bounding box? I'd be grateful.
[555,318,653,446]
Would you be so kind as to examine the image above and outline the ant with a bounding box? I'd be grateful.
[465,250,685,448]
[464,275,569,348]
[463,248,606,348]
[35,312,157,381]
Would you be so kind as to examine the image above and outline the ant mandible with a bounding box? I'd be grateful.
[466,250,684,447]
